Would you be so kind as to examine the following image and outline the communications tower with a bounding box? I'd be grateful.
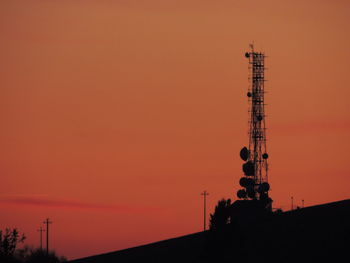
[236,45,272,209]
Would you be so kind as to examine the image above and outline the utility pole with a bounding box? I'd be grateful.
[43,218,52,254]
[302,199,304,208]
[37,227,45,250]
[201,191,209,231]
[291,196,294,211]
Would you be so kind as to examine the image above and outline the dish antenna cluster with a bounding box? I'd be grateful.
[237,44,271,203]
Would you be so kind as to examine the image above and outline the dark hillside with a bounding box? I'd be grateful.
[70,199,350,263]
[70,231,208,263]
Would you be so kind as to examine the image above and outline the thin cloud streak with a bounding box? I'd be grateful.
[0,196,161,214]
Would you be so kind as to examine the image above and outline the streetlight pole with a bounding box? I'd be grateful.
[201,191,209,231]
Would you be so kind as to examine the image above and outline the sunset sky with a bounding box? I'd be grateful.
[1,0,349,260]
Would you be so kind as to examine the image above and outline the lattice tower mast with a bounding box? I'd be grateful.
[237,44,270,201]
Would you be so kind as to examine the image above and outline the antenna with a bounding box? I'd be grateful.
[43,218,52,254]
[237,44,272,210]
[201,191,209,231]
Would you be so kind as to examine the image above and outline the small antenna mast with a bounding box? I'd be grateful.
[201,191,209,231]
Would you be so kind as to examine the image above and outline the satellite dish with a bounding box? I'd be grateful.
[262,153,269,159]
[240,147,249,161]
[242,161,255,176]
[240,177,255,187]
[245,52,250,58]
[258,182,270,193]
[247,92,252,97]
[246,186,256,199]
[239,177,248,187]
[246,178,255,187]
[259,192,268,200]
[237,189,247,199]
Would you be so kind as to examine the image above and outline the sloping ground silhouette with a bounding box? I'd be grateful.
[70,199,350,263]
[70,231,208,263]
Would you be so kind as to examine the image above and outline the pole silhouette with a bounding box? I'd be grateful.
[201,191,209,231]
[37,227,45,250]
[291,196,294,210]
[43,218,52,254]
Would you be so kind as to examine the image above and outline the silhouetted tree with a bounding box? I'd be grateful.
[205,199,236,263]
[25,249,67,263]
[15,245,31,263]
[0,228,26,257]
[0,228,26,263]
[274,208,283,214]
[0,228,66,263]
[209,199,232,230]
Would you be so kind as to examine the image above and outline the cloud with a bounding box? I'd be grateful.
[0,196,160,214]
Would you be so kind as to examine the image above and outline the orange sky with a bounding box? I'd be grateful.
[1,0,349,260]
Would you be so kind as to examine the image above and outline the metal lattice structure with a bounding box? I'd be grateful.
[237,44,271,202]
